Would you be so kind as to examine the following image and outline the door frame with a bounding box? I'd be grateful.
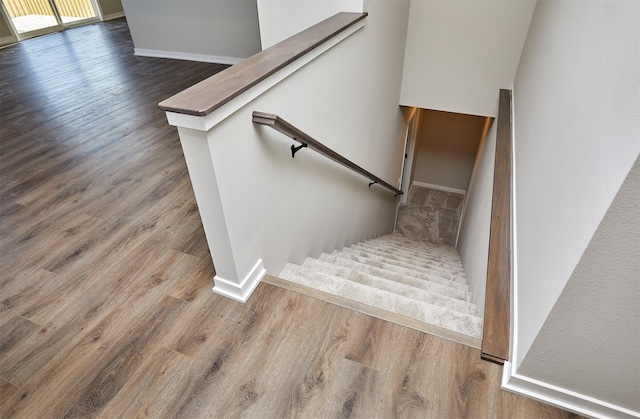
[0,0,102,43]
[398,107,420,205]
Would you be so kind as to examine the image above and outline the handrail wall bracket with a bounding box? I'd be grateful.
[253,111,403,196]
[291,142,308,158]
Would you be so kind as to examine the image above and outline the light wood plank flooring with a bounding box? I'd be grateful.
[0,19,581,418]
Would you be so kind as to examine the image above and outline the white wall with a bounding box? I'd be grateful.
[412,109,485,191]
[518,156,640,413]
[507,0,640,414]
[456,119,496,319]
[257,0,363,49]
[399,0,536,117]
[222,0,410,277]
[512,0,640,368]
[122,0,261,63]
[168,2,411,296]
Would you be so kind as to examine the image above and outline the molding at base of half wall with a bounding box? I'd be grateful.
[212,259,266,303]
[134,48,244,66]
[502,361,640,419]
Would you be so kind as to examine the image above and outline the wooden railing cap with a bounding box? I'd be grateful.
[158,12,368,117]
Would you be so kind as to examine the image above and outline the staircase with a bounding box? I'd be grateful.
[277,232,483,347]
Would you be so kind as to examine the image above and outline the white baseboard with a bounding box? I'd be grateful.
[103,12,125,21]
[502,361,640,419]
[134,48,243,65]
[412,181,466,196]
[212,259,266,303]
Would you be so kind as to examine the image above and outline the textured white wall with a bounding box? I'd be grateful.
[399,0,535,117]
[195,1,411,279]
[456,120,496,319]
[122,0,262,61]
[257,0,363,49]
[518,157,640,412]
[512,0,640,372]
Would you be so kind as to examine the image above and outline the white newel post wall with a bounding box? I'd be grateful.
[170,121,266,303]
[182,123,266,303]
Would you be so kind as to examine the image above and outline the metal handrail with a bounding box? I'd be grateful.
[252,111,403,196]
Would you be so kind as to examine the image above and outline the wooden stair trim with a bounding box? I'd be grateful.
[158,12,368,116]
[264,274,482,349]
[481,89,512,364]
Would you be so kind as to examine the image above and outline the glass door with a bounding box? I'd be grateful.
[51,0,97,26]
[1,0,97,39]
[2,0,60,36]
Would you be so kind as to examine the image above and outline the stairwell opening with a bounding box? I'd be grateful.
[275,108,494,347]
[396,107,490,248]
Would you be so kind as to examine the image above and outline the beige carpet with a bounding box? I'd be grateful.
[396,185,464,246]
[278,233,482,341]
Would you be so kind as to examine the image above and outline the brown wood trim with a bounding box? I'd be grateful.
[252,111,403,196]
[481,352,507,365]
[481,89,512,364]
[263,275,482,349]
[158,12,368,116]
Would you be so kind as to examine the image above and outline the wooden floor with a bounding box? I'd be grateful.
[0,19,581,418]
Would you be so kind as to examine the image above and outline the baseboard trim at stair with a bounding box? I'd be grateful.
[212,259,265,303]
[502,361,640,419]
[134,48,244,65]
[264,274,481,349]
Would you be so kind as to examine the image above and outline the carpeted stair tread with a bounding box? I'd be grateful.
[368,236,461,259]
[363,237,464,264]
[368,233,460,252]
[347,243,465,274]
[352,242,465,273]
[361,238,460,260]
[355,241,461,265]
[324,251,469,291]
[337,247,467,283]
[317,253,471,299]
[372,232,457,251]
[278,263,482,339]
[301,258,476,313]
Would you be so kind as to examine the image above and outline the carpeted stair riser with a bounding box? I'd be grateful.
[369,234,461,253]
[369,233,456,259]
[324,250,469,291]
[358,241,463,271]
[370,233,456,250]
[337,248,467,284]
[362,242,463,266]
[352,242,465,273]
[301,258,476,313]
[317,253,471,298]
[348,243,465,274]
[363,238,464,265]
[315,254,472,301]
[278,263,482,339]
[362,237,458,260]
